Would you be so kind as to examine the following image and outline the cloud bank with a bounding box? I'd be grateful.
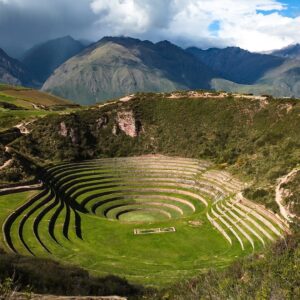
[90,0,300,52]
[0,0,300,57]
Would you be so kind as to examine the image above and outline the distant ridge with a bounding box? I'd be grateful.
[272,44,300,60]
[0,48,36,86]
[42,36,218,104]
[186,46,284,84]
[22,36,85,83]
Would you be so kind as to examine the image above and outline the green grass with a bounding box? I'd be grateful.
[0,110,53,131]
[1,191,242,286]
[119,210,167,223]
[0,157,285,288]
[0,83,81,132]
[0,191,37,246]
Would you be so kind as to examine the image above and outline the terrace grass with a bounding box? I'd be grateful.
[1,156,281,287]
[0,190,248,287]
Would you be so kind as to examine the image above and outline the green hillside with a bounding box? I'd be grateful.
[0,84,79,131]
[11,92,299,204]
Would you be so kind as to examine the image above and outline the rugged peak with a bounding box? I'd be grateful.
[22,35,85,82]
[99,36,146,47]
[0,48,36,86]
[0,48,9,58]
[272,43,300,59]
[42,36,217,104]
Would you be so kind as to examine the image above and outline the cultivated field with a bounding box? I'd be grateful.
[0,156,288,286]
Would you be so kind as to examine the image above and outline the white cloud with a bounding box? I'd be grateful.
[1,0,300,55]
[90,0,300,52]
[90,0,174,36]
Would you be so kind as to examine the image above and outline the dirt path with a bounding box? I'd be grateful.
[0,158,13,170]
[0,183,43,193]
[275,168,299,222]
[12,294,126,300]
[14,122,31,134]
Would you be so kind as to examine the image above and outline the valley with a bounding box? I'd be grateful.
[0,88,299,298]
[0,156,288,287]
[2,1,300,298]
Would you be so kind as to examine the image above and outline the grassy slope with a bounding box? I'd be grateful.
[150,233,300,300]
[0,191,37,245]
[0,84,73,107]
[11,93,300,210]
[0,84,80,131]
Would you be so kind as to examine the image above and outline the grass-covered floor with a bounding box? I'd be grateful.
[0,156,286,287]
[0,191,245,286]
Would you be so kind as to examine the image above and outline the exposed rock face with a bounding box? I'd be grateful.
[59,122,78,144]
[116,110,142,137]
[112,124,119,136]
[96,115,109,129]
[59,122,68,137]
[69,128,78,144]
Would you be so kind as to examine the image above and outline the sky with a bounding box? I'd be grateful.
[1,0,300,57]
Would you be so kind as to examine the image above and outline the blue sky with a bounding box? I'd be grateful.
[1,0,300,56]
[258,0,300,16]
[282,0,300,16]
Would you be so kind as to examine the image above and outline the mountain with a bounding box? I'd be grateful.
[272,44,300,60]
[42,37,218,104]
[186,46,284,84]
[186,45,300,98]
[22,36,85,83]
[0,48,35,86]
[212,58,300,97]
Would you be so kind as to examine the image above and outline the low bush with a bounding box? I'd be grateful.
[0,249,144,298]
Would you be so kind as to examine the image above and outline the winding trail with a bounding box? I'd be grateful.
[0,183,43,194]
[275,168,299,222]
[0,158,13,170]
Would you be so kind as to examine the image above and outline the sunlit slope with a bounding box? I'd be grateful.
[42,37,217,104]
[0,84,78,131]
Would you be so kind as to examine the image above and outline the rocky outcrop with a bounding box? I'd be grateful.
[69,128,78,144]
[115,110,142,138]
[59,122,78,144]
[275,168,300,222]
[59,122,68,137]
[96,115,109,129]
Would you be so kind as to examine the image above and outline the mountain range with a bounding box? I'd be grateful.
[42,37,217,104]
[272,43,300,60]
[0,48,36,87]
[2,36,300,103]
[21,36,85,83]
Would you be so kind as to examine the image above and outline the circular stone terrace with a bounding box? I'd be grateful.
[1,155,289,286]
